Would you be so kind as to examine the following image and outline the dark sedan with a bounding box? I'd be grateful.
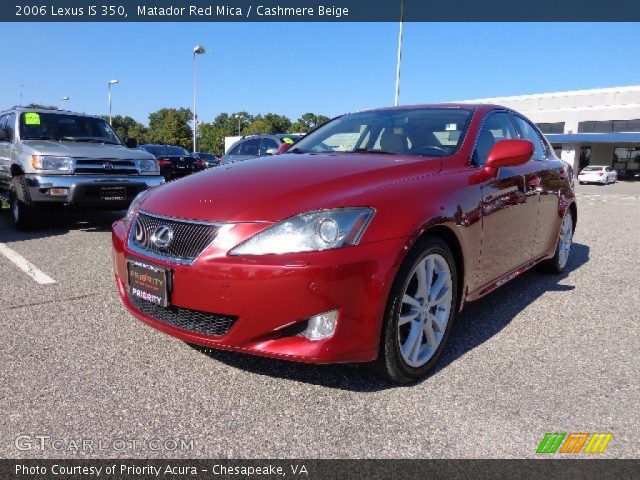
[139,144,207,181]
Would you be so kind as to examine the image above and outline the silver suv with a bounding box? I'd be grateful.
[0,108,164,229]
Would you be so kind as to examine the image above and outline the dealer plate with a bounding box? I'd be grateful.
[101,186,126,201]
[127,259,170,307]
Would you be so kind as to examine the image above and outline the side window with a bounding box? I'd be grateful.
[239,138,260,156]
[513,115,546,161]
[259,138,279,155]
[5,113,15,141]
[0,115,6,141]
[228,142,242,155]
[472,112,517,166]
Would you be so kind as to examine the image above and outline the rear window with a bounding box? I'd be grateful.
[583,166,603,171]
[143,145,189,156]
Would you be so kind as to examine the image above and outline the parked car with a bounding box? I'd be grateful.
[138,144,206,181]
[219,134,301,165]
[0,108,163,229]
[578,165,617,184]
[112,104,576,383]
[193,151,220,168]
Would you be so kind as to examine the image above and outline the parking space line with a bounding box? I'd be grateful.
[0,243,56,285]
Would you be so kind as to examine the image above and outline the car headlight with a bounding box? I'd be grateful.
[30,155,72,171]
[124,191,148,229]
[230,208,374,255]
[136,159,159,173]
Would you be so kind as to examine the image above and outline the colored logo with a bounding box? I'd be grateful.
[536,432,612,454]
[150,225,174,249]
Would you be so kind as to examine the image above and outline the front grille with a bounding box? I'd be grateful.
[129,294,237,336]
[132,212,220,262]
[74,159,139,175]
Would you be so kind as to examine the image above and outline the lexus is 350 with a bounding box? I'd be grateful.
[112,104,576,383]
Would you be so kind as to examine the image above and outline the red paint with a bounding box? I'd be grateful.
[112,104,576,364]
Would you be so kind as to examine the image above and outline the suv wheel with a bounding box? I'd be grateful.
[9,176,40,230]
[374,235,458,383]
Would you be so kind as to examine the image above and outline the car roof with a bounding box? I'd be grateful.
[0,107,102,119]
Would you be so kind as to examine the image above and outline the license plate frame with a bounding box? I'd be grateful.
[127,259,170,307]
[101,186,126,201]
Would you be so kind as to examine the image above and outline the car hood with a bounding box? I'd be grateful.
[140,153,441,222]
[22,140,155,160]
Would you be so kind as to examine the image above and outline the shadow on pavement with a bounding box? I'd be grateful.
[0,205,124,243]
[192,243,590,392]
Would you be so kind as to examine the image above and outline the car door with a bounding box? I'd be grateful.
[474,111,533,288]
[512,114,564,259]
[0,113,14,189]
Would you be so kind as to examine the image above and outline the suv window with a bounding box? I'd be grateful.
[472,111,517,166]
[239,138,261,156]
[259,138,279,155]
[5,113,15,141]
[0,115,7,141]
[513,115,546,161]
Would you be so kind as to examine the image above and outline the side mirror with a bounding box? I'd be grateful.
[124,137,138,149]
[484,139,533,177]
[0,129,8,142]
[265,148,278,156]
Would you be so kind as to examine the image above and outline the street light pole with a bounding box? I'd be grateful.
[192,45,206,153]
[394,0,404,106]
[108,80,118,125]
[60,96,69,110]
[235,114,244,135]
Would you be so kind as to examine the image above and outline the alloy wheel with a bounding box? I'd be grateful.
[398,253,453,368]
[558,213,573,269]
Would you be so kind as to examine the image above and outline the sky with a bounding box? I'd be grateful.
[2,22,640,125]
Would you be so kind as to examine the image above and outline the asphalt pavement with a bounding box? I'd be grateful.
[0,182,638,459]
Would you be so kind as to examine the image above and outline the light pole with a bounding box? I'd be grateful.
[192,45,206,152]
[394,0,404,106]
[60,96,69,110]
[108,80,118,125]
[235,114,244,135]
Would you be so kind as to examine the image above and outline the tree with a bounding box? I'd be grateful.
[147,108,193,149]
[25,103,58,110]
[291,113,330,133]
[243,113,291,135]
[108,115,148,142]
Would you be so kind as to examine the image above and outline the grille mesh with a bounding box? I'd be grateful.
[129,294,237,336]
[133,212,219,261]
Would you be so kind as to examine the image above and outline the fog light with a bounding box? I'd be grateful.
[49,188,69,196]
[300,310,339,341]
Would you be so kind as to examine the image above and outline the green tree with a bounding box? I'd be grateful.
[291,113,330,133]
[25,103,58,110]
[147,108,193,149]
[108,115,148,142]
[244,113,291,134]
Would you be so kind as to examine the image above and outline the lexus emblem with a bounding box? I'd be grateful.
[103,162,113,170]
[150,225,174,250]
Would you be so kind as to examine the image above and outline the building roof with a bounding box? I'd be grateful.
[455,85,640,103]
[546,132,640,144]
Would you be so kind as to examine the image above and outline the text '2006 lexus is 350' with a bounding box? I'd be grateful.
[112,104,576,383]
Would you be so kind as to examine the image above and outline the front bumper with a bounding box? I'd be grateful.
[25,174,165,207]
[112,218,407,364]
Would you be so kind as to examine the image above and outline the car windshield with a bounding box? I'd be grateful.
[583,166,603,171]
[144,145,189,156]
[19,112,121,144]
[289,108,472,157]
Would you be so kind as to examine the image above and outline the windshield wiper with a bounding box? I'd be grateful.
[64,137,120,145]
[21,135,64,141]
[353,148,397,155]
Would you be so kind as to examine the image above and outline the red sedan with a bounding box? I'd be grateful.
[112,104,576,383]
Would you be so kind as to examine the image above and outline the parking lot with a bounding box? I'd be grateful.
[0,182,638,459]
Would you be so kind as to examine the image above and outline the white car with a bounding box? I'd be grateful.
[578,165,617,185]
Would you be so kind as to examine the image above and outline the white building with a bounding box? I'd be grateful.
[460,85,640,178]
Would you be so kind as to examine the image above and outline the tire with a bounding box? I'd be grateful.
[9,176,40,230]
[373,235,458,384]
[540,210,574,275]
